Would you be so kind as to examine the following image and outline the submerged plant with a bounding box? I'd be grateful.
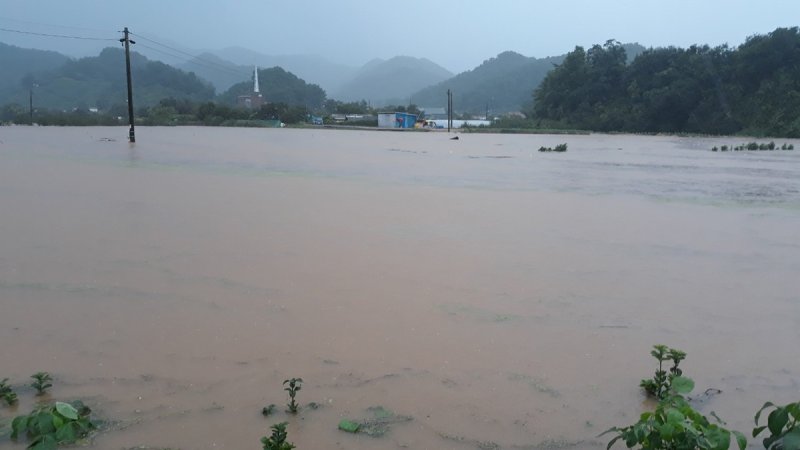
[640,345,687,399]
[261,422,295,450]
[1,378,17,406]
[283,378,303,414]
[30,372,53,396]
[753,400,800,450]
[262,404,276,417]
[603,375,747,450]
[538,143,568,152]
[11,400,95,449]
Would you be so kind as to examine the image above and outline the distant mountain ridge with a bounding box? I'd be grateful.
[332,56,453,105]
[210,46,356,94]
[411,51,563,114]
[0,46,214,110]
[411,44,645,114]
[0,42,70,94]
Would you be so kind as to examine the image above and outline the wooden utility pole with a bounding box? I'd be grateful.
[447,89,452,133]
[29,88,33,125]
[120,27,136,142]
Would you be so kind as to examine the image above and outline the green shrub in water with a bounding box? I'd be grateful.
[603,376,746,450]
[30,372,53,396]
[753,401,800,450]
[1,378,17,406]
[261,422,295,450]
[11,400,95,449]
[639,345,686,400]
[283,378,302,414]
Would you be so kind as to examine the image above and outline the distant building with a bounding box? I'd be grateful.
[237,66,264,109]
[378,112,417,129]
[420,107,447,120]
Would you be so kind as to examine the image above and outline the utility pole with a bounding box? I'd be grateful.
[29,88,33,125]
[120,27,136,143]
[446,89,452,133]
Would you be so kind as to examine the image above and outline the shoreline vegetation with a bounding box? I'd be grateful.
[2,27,799,138]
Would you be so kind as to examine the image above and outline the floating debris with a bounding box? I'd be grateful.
[337,406,412,438]
[338,419,360,433]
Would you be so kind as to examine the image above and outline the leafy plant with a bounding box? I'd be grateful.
[30,372,53,396]
[1,378,18,406]
[753,401,800,450]
[640,345,686,400]
[260,422,295,450]
[283,378,302,414]
[262,404,276,417]
[603,376,746,450]
[11,400,95,449]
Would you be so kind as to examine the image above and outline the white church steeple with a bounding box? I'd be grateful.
[253,66,260,93]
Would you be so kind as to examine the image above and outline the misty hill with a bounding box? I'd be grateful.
[332,56,453,105]
[411,44,645,114]
[0,42,70,93]
[0,47,214,111]
[178,52,250,92]
[411,51,563,114]
[212,46,356,94]
[217,67,326,109]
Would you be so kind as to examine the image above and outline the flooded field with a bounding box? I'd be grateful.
[0,126,798,449]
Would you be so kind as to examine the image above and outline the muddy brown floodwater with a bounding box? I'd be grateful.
[0,126,798,449]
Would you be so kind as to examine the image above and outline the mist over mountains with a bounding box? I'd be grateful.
[0,39,640,113]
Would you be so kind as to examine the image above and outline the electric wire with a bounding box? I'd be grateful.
[0,16,116,34]
[0,26,116,41]
[131,32,251,77]
[135,42,249,79]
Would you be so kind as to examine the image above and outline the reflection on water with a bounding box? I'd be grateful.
[0,127,798,449]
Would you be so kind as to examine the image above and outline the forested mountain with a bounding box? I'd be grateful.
[0,47,214,111]
[217,67,326,109]
[0,42,70,96]
[533,28,800,137]
[332,56,453,105]
[410,44,644,114]
[410,51,563,114]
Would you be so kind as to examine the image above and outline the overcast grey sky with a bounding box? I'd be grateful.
[1,0,798,72]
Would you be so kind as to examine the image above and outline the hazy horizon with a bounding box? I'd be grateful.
[1,0,799,73]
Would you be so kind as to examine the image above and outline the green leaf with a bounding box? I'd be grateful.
[666,408,684,425]
[732,430,747,450]
[605,434,622,450]
[55,402,78,420]
[55,422,77,443]
[51,414,63,430]
[784,428,800,450]
[768,407,789,436]
[30,434,57,450]
[670,376,694,394]
[11,415,28,439]
[753,425,767,437]
[755,402,775,425]
[36,412,55,434]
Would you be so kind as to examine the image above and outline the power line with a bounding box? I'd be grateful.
[135,42,249,79]
[0,16,116,34]
[0,26,116,41]
[131,32,250,77]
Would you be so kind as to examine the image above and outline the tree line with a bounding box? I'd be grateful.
[532,27,800,137]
